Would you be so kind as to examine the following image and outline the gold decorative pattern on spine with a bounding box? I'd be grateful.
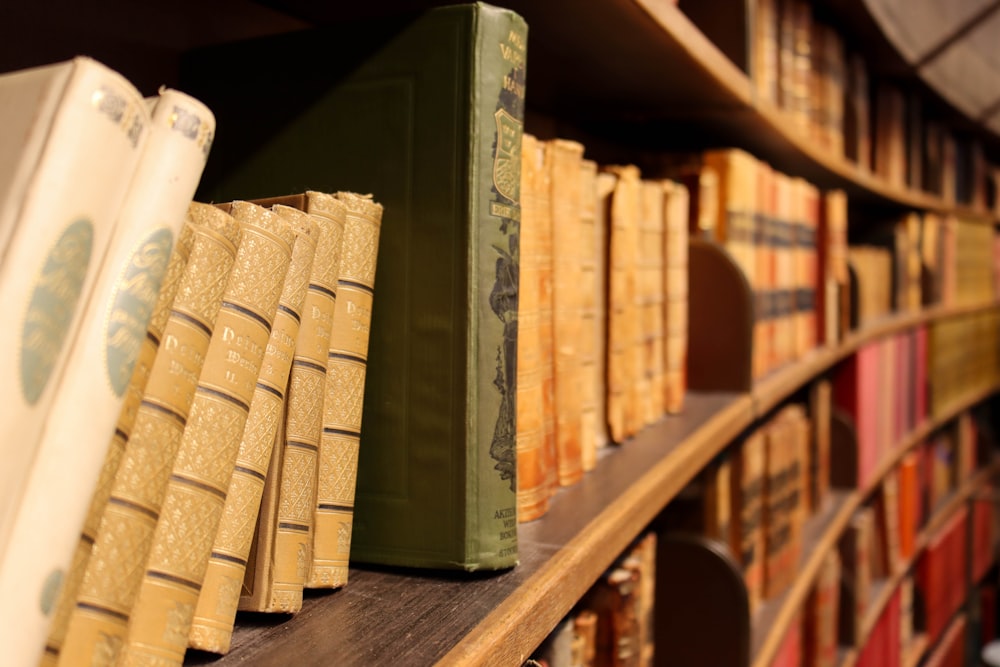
[264,192,346,608]
[189,205,318,653]
[44,221,194,663]
[309,192,383,589]
[120,202,293,666]
[58,205,239,667]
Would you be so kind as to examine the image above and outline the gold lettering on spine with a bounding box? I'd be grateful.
[189,206,318,653]
[120,203,293,666]
[59,206,240,667]
[44,223,195,663]
[309,192,383,589]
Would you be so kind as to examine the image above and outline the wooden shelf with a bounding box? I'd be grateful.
[186,301,998,667]
[752,301,999,418]
[193,392,753,666]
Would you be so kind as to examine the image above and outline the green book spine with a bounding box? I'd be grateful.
[182,2,526,570]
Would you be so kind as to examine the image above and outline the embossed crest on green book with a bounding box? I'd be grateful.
[183,2,526,571]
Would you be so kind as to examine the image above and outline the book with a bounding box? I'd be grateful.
[0,57,149,568]
[120,202,294,665]
[516,134,551,522]
[732,430,767,611]
[548,139,586,486]
[183,2,526,570]
[188,204,319,653]
[236,192,345,612]
[309,192,383,588]
[663,179,689,414]
[578,158,600,472]
[638,178,666,425]
[0,85,212,667]
[59,204,241,665]
[838,508,873,644]
[606,164,642,443]
[804,549,840,667]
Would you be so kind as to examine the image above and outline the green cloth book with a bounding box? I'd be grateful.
[182,2,526,570]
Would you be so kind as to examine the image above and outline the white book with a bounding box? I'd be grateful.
[0,57,149,564]
[0,86,214,666]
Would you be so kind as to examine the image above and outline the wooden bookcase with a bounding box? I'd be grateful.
[5,0,1000,665]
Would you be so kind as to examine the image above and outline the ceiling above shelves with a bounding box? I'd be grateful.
[865,0,1000,129]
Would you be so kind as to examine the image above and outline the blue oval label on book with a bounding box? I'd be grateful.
[39,568,63,616]
[20,219,94,404]
[105,227,174,396]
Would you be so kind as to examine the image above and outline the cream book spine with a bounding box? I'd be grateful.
[188,205,318,653]
[0,86,212,667]
[121,203,294,666]
[58,205,241,666]
[0,57,149,564]
[308,192,383,589]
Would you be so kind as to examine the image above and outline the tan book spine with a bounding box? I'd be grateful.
[548,139,585,486]
[188,207,318,653]
[663,180,689,414]
[639,180,666,426]
[516,134,550,521]
[578,159,599,473]
[238,195,345,612]
[309,192,384,588]
[534,143,558,493]
[606,165,641,443]
[58,204,240,666]
[120,202,294,666]
[42,221,195,666]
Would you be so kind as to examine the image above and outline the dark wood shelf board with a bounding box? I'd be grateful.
[195,392,753,666]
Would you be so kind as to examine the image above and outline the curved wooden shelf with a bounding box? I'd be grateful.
[749,382,1000,667]
[751,301,1000,418]
[193,302,998,667]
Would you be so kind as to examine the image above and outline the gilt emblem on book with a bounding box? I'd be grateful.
[493,108,522,205]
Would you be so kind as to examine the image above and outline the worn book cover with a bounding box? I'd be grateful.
[182,2,525,569]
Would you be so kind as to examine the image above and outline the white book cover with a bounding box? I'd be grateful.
[0,57,149,564]
[0,86,214,666]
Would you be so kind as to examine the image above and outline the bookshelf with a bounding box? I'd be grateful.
[4,0,1000,666]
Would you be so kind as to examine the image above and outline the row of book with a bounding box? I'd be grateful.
[37,191,383,667]
[525,533,657,667]
[516,135,689,522]
[685,148,844,379]
[744,0,1000,212]
[702,403,816,613]
[849,210,998,327]
[0,56,219,667]
[2,7,538,665]
[769,414,999,667]
[0,47,392,667]
[929,310,1000,418]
